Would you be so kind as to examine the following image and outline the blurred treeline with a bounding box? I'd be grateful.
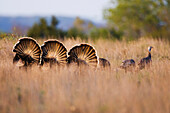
[27,0,169,41]
[27,16,122,40]
[1,0,169,41]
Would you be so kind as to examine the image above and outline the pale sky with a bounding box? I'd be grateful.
[0,0,111,22]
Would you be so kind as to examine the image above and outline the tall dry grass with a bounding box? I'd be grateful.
[0,37,169,113]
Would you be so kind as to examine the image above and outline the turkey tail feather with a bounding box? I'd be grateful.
[68,44,98,67]
[41,40,67,65]
[13,37,41,66]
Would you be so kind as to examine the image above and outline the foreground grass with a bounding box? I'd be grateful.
[0,37,169,113]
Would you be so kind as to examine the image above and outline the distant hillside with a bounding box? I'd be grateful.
[0,16,105,34]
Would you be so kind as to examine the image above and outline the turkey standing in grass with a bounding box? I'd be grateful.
[13,37,41,68]
[99,58,110,68]
[67,44,98,68]
[120,59,136,72]
[41,39,67,68]
[138,46,153,70]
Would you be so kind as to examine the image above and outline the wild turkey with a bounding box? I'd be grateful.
[41,39,67,67]
[99,58,110,68]
[13,37,41,67]
[138,46,153,69]
[67,44,98,68]
[120,59,136,72]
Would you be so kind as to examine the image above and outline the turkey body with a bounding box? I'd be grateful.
[41,39,67,68]
[13,37,41,67]
[67,44,98,68]
[120,59,136,72]
[138,52,152,69]
[138,46,153,70]
[99,58,110,68]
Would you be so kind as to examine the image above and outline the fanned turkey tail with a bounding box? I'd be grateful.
[68,44,98,67]
[41,39,67,66]
[13,37,41,67]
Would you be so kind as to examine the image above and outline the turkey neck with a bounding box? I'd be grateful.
[148,52,151,58]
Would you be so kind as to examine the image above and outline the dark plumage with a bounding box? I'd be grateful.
[120,59,136,72]
[138,46,153,69]
[13,37,41,67]
[67,44,98,67]
[99,58,110,68]
[41,39,67,67]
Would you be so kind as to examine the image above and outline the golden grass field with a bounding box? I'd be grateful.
[0,37,169,113]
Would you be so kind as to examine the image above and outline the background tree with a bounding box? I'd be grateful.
[27,18,48,38]
[27,23,41,38]
[87,21,94,30]
[67,27,87,39]
[51,16,59,28]
[89,27,122,40]
[157,0,170,38]
[39,18,49,37]
[104,0,170,39]
[27,16,65,39]
[73,17,85,31]
[67,17,87,39]
[48,16,59,36]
